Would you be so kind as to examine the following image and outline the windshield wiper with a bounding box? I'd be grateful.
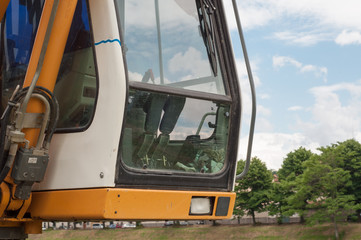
[197,0,217,76]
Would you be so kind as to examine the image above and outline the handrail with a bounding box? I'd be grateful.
[196,112,217,135]
[231,0,257,180]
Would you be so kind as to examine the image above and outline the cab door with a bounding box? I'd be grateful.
[115,0,241,191]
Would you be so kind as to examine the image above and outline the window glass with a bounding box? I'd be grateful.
[0,0,97,130]
[54,0,97,129]
[121,89,230,174]
[0,0,44,114]
[118,0,226,95]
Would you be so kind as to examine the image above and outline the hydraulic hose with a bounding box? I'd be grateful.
[0,86,59,184]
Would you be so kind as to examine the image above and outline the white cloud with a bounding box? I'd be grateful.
[258,105,271,116]
[288,106,303,111]
[225,0,361,45]
[273,31,330,46]
[223,1,276,31]
[242,0,361,30]
[238,81,361,170]
[259,93,270,100]
[168,47,210,77]
[255,118,274,132]
[238,132,320,170]
[128,71,143,82]
[273,56,302,69]
[294,82,361,146]
[335,30,361,46]
[273,56,328,82]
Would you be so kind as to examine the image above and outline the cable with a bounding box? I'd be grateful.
[0,86,59,184]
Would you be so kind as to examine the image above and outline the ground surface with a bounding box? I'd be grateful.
[29,223,361,240]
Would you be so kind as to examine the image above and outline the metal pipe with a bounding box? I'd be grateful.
[231,0,257,180]
[155,0,165,85]
[31,94,51,150]
[19,0,60,118]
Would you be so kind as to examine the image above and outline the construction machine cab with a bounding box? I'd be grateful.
[0,0,256,238]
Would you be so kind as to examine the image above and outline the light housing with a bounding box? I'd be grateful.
[189,197,213,215]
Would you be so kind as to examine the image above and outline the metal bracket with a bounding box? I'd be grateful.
[21,113,44,129]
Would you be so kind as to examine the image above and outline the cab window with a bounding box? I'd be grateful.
[0,0,44,114]
[0,0,97,131]
[121,89,229,173]
[117,0,231,175]
[54,0,97,130]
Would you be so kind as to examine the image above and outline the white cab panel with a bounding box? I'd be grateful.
[33,0,126,190]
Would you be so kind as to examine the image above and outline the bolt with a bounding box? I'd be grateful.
[100,172,104,179]
[23,172,28,178]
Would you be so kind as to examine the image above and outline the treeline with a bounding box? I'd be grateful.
[234,139,361,239]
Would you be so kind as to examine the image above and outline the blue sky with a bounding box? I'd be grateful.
[227,0,361,169]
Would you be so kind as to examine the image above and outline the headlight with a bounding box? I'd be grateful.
[190,197,212,215]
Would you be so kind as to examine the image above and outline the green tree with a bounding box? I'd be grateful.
[268,180,290,224]
[336,139,361,221]
[278,147,313,181]
[234,157,273,224]
[300,145,360,240]
[273,147,313,223]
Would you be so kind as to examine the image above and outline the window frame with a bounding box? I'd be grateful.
[114,0,241,191]
[53,0,99,133]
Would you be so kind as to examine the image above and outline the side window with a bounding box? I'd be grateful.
[54,0,97,130]
[0,0,44,114]
[121,89,230,173]
[0,0,97,130]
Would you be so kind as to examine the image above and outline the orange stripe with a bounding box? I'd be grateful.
[30,188,236,220]
[0,0,10,22]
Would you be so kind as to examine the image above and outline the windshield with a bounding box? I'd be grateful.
[118,0,226,95]
[116,0,231,176]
